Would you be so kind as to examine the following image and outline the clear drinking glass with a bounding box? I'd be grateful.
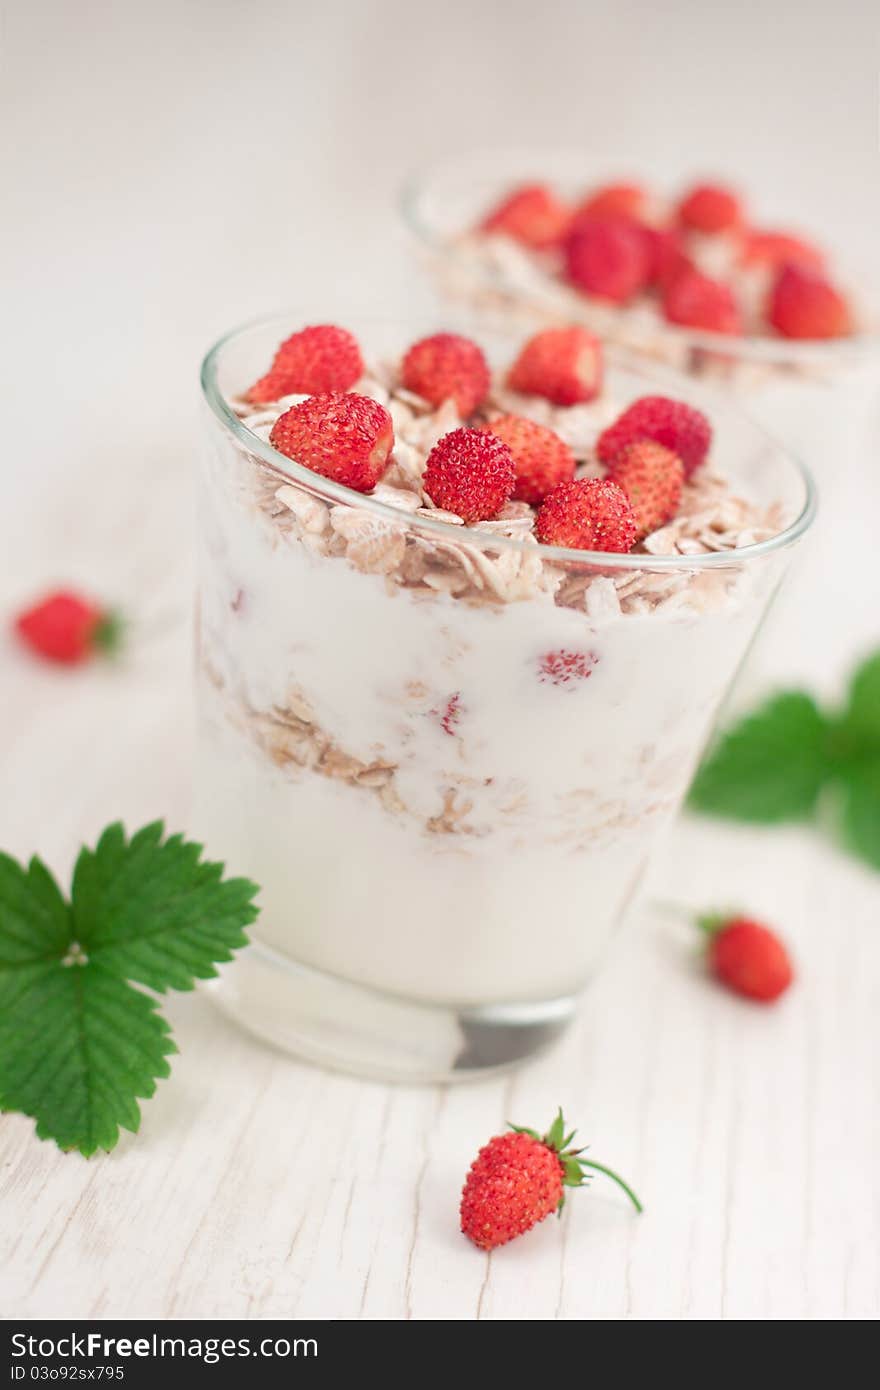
[196,314,814,1082]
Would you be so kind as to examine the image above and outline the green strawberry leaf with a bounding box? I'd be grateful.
[0,823,258,1156]
[837,760,880,870]
[688,692,830,822]
[834,651,880,759]
[0,959,175,1156]
[0,852,70,967]
[71,821,259,993]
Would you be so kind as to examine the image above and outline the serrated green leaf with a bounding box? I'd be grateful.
[0,959,175,1157]
[689,692,830,822]
[0,852,71,968]
[837,760,880,870]
[0,821,259,1156]
[70,821,259,992]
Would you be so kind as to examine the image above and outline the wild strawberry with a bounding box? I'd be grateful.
[14,590,121,665]
[766,264,852,340]
[422,427,515,522]
[507,326,603,406]
[481,183,571,249]
[572,182,646,223]
[606,440,684,540]
[565,218,651,303]
[246,324,363,403]
[663,268,742,335]
[596,395,711,478]
[401,333,490,416]
[535,478,636,553]
[482,414,575,505]
[460,1109,641,1251]
[641,225,695,290]
[676,182,742,234]
[538,649,598,687]
[269,392,393,493]
[697,912,793,1002]
[739,229,825,271]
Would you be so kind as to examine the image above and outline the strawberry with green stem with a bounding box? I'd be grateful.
[658,900,794,1003]
[460,1108,642,1251]
[14,590,123,665]
[697,911,793,1002]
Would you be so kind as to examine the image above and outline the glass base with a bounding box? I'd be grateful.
[207,943,576,1083]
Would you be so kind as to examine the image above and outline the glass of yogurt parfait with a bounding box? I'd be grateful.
[196,313,814,1082]
[401,148,877,390]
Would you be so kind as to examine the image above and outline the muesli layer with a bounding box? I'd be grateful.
[228,359,783,619]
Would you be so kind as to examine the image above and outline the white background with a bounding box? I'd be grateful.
[1,0,879,1321]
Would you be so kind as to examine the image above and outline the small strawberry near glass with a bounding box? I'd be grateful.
[476,176,853,341]
[460,1109,642,1251]
[14,590,122,665]
[660,902,794,1003]
[698,913,794,1003]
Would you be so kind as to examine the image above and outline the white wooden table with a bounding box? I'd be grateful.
[3,0,880,1323]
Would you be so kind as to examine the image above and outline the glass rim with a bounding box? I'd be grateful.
[200,311,817,573]
[400,146,880,369]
